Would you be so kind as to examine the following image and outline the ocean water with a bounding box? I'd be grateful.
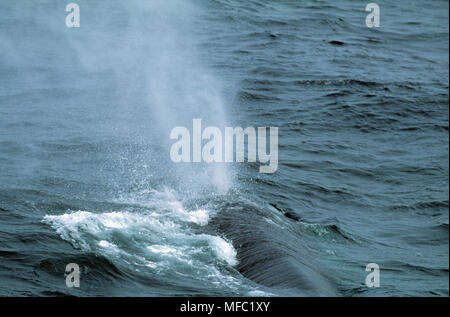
[0,0,448,297]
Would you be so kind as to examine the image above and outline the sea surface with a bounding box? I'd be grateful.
[0,0,448,296]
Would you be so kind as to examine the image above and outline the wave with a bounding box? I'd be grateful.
[41,188,274,295]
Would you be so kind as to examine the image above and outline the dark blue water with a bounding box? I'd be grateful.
[0,0,448,296]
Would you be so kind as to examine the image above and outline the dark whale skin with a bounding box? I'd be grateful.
[210,202,337,297]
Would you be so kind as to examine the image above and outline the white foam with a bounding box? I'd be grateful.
[43,209,237,267]
[207,236,238,266]
[147,245,182,255]
[42,188,244,292]
[97,240,121,254]
[165,192,211,225]
[98,240,114,248]
[44,210,178,234]
[183,209,210,226]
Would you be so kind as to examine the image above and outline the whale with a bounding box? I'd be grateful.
[209,201,337,296]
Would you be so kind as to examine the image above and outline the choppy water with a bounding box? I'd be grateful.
[0,0,448,297]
